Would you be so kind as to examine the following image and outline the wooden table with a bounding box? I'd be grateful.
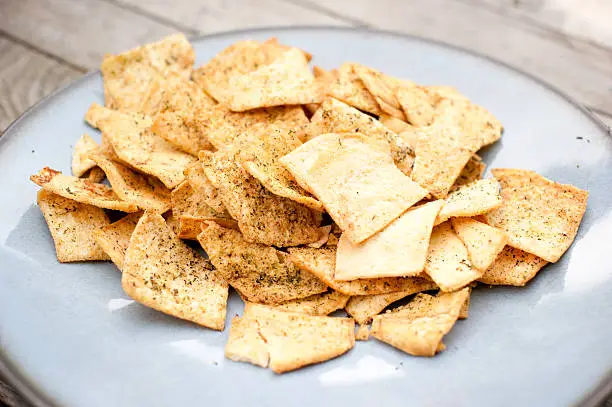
[0,1,610,406]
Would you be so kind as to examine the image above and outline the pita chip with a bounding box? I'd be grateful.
[328,63,382,115]
[379,114,413,134]
[140,72,215,117]
[459,287,471,319]
[85,103,114,129]
[355,325,370,341]
[451,217,508,271]
[452,154,486,191]
[93,212,142,270]
[307,225,332,249]
[84,166,106,183]
[436,179,502,225]
[151,109,214,156]
[396,86,436,127]
[37,190,110,262]
[72,134,100,177]
[184,162,228,214]
[122,212,228,330]
[435,98,502,148]
[479,246,548,286]
[352,63,405,119]
[270,290,349,316]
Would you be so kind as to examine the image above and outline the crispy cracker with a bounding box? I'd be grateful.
[270,290,349,316]
[328,63,382,115]
[478,246,548,286]
[370,288,469,356]
[201,149,320,247]
[436,179,502,225]
[352,63,404,120]
[336,200,444,280]
[151,110,214,156]
[31,167,138,212]
[92,212,141,270]
[184,162,228,214]
[225,303,355,373]
[308,98,414,174]
[355,325,370,341]
[37,190,110,262]
[280,132,427,243]
[72,134,99,177]
[97,109,195,189]
[424,222,482,292]
[435,98,502,148]
[484,169,588,262]
[198,224,327,304]
[140,72,215,116]
[396,86,436,127]
[452,154,486,191]
[89,152,171,213]
[288,247,434,296]
[451,217,508,271]
[122,212,228,330]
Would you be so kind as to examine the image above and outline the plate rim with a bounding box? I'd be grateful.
[0,25,610,407]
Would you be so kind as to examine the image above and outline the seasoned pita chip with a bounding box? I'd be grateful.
[484,169,588,262]
[396,86,436,127]
[37,190,110,262]
[288,247,434,296]
[427,85,469,102]
[435,98,502,148]
[352,64,404,119]
[307,225,332,249]
[328,63,382,115]
[201,149,320,247]
[379,114,413,134]
[336,200,443,280]
[101,34,194,112]
[280,133,427,243]
[150,111,214,156]
[122,212,228,330]
[424,222,482,292]
[227,48,318,111]
[92,212,141,270]
[184,162,228,214]
[370,288,469,356]
[140,72,215,116]
[225,303,355,373]
[479,246,548,286]
[436,179,502,225]
[84,166,106,183]
[97,109,195,188]
[309,98,414,174]
[270,290,349,316]
[355,325,370,341]
[233,125,323,212]
[31,167,138,212]
[451,217,508,271]
[198,224,327,304]
[88,152,171,213]
[85,103,114,129]
[100,135,122,162]
[345,280,438,325]
[305,65,338,115]
[72,134,99,177]
[490,168,551,190]
[451,154,486,191]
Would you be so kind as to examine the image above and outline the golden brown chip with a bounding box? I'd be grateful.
[140,72,215,117]
[100,135,122,162]
[101,34,194,112]
[355,325,370,341]
[37,190,110,262]
[270,290,349,316]
[122,212,228,330]
[288,247,434,296]
[84,166,106,183]
[183,162,228,214]
[352,63,404,119]
[336,200,443,280]
[424,222,482,292]
[198,223,327,304]
[370,288,469,356]
[225,303,355,373]
[451,217,508,271]
[436,179,502,225]
[478,246,548,286]
[72,134,99,177]
[88,152,171,213]
[151,110,214,156]
[97,109,195,189]
[490,168,552,189]
[435,98,502,148]
[201,149,320,247]
[280,133,427,244]
[85,103,114,129]
[451,154,486,191]
[31,167,138,212]
[305,65,338,115]
[92,212,142,270]
[396,86,436,127]
[379,114,413,134]
[484,169,588,262]
[308,98,414,174]
[328,63,382,116]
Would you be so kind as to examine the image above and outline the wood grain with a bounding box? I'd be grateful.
[298,0,612,115]
[0,35,82,133]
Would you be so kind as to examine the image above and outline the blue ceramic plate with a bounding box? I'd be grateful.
[1,28,611,407]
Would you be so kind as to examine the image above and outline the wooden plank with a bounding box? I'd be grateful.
[0,35,82,133]
[0,0,186,70]
[300,0,612,115]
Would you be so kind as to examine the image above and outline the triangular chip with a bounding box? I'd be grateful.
[451,217,508,271]
[435,98,502,148]
[436,179,502,225]
[490,168,552,189]
[198,224,327,304]
[101,34,194,112]
[72,134,99,177]
[183,162,228,214]
[92,212,142,270]
[328,63,382,115]
[288,247,434,296]
[484,169,588,262]
[352,63,404,119]
[335,200,444,280]
[233,125,323,212]
[396,86,436,127]
[30,167,138,212]
[308,98,414,174]
[479,246,548,286]
[451,154,486,191]
[225,303,355,373]
[270,290,349,316]
[37,190,110,262]
[140,72,215,117]
[280,133,427,244]
[226,48,319,111]
[201,149,320,247]
[122,212,228,330]
[355,325,370,341]
[370,288,469,356]
[97,109,195,188]
[88,151,171,213]
[424,222,482,292]
[85,103,114,129]
[150,110,214,156]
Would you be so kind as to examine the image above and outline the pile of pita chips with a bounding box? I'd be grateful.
[30,34,589,372]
